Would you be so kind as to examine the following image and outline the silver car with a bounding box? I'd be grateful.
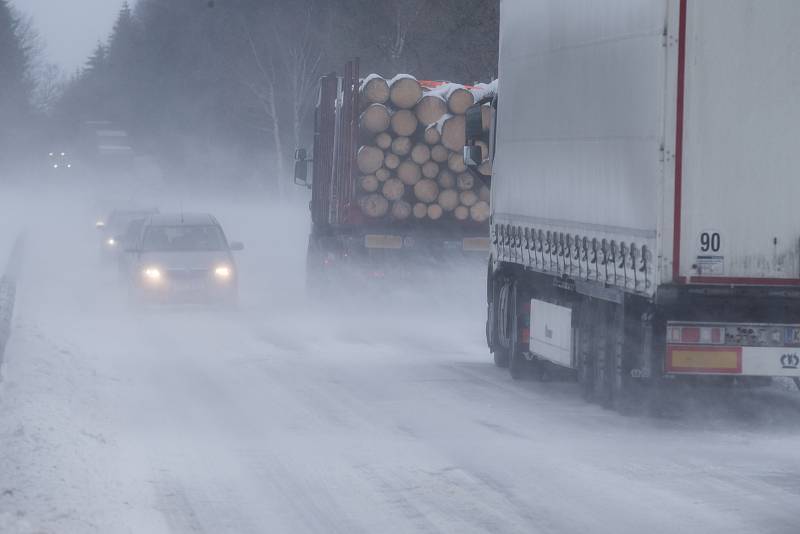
[125,213,243,304]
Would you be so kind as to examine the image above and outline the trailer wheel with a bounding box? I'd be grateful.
[577,299,595,400]
[505,282,528,380]
[487,265,509,368]
[592,300,613,407]
[609,304,641,415]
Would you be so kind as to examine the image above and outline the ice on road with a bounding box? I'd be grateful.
[0,192,799,533]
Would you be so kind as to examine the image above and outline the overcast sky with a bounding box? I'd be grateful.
[16,0,124,73]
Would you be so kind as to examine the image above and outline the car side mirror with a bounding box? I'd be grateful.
[230,241,244,251]
[294,148,311,189]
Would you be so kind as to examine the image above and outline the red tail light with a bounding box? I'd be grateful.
[681,327,700,343]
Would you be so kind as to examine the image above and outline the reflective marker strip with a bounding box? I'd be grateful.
[463,237,490,252]
[364,235,403,249]
[666,345,742,374]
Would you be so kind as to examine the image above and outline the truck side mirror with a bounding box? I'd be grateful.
[463,145,483,168]
[294,148,311,188]
[465,104,484,145]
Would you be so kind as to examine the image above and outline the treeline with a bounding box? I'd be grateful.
[0,0,39,171]
[56,0,499,189]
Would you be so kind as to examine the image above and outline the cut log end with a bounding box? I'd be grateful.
[390,76,423,109]
[437,188,459,211]
[392,200,412,220]
[456,172,475,191]
[360,103,391,134]
[437,170,456,189]
[440,114,466,152]
[357,145,384,175]
[427,203,444,220]
[359,194,389,218]
[384,152,401,170]
[454,205,470,221]
[360,174,379,193]
[361,76,390,104]
[391,109,419,137]
[422,160,440,179]
[423,126,441,146]
[375,132,393,150]
[415,94,447,126]
[397,160,422,186]
[459,189,478,207]
[430,144,449,163]
[470,201,490,222]
[411,143,431,165]
[447,87,475,115]
[382,178,405,201]
[414,179,439,204]
[391,136,412,156]
[448,152,467,173]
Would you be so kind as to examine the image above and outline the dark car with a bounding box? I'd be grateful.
[97,208,160,257]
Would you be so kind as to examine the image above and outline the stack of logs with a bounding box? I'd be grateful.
[356,74,492,223]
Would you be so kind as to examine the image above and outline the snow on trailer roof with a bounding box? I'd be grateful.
[147,213,219,226]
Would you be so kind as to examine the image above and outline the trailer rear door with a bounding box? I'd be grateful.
[678,0,800,284]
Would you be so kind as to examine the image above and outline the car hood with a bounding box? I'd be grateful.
[138,251,234,270]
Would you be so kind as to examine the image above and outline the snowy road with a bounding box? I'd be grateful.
[1,193,800,533]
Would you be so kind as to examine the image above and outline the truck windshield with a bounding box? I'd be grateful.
[142,225,227,251]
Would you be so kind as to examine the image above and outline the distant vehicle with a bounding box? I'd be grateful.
[124,213,244,304]
[96,208,160,256]
[479,0,800,410]
[48,151,73,171]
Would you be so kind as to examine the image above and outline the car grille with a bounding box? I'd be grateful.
[166,269,209,280]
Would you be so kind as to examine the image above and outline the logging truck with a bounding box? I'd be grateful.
[294,60,492,290]
[475,0,800,410]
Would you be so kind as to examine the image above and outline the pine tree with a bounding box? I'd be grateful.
[0,1,29,96]
[85,42,108,76]
[0,0,34,158]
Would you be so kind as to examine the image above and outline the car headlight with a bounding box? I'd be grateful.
[143,267,162,281]
[107,238,116,246]
[214,266,232,279]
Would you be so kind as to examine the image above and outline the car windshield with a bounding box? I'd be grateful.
[108,211,156,232]
[142,225,226,252]
[120,219,144,245]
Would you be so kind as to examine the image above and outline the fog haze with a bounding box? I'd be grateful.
[15,0,122,71]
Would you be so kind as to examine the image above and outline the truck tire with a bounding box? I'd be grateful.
[609,305,640,415]
[505,281,528,380]
[487,264,509,368]
[488,300,509,367]
[577,299,595,400]
[592,300,613,407]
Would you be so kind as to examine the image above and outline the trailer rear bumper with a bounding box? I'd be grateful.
[664,322,800,377]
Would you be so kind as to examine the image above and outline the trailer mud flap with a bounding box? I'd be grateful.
[529,299,574,368]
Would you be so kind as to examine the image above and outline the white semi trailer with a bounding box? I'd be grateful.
[477,0,800,409]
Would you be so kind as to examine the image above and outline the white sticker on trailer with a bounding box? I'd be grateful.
[742,347,800,377]
[529,299,573,368]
